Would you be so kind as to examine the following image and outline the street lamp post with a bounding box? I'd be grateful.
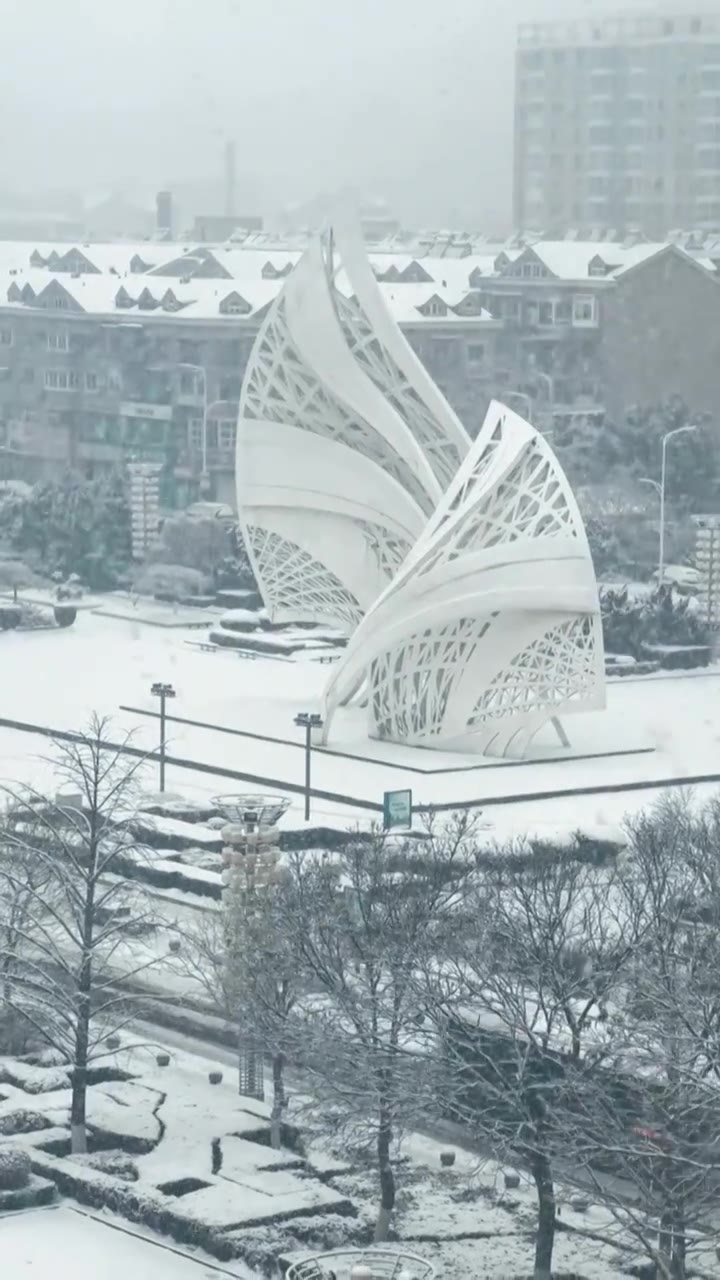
[151,682,176,792]
[294,712,323,822]
[658,426,697,585]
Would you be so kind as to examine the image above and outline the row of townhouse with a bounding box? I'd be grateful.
[0,235,715,506]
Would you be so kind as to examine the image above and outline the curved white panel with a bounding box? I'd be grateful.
[236,221,470,630]
[322,401,605,755]
[331,215,469,493]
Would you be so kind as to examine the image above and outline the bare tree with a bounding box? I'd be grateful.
[568,792,720,1279]
[278,813,478,1241]
[0,715,170,1152]
[430,845,633,1280]
[180,882,302,1149]
[0,838,58,1021]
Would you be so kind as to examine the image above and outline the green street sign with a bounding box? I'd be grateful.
[383,788,412,831]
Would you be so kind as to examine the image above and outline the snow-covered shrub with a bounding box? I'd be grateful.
[0,558,40,589]
[0,1147,31,1189]
[133,563,208,601]
[80,1151,139,1182]
[0,1110,51,1136]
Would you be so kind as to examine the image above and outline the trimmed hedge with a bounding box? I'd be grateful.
[116,855,221,901]
[0,1146,31,1189]
[0,1173,55,1210]
[279,827,376,852]
[127,818,222,853]
[0,1109,52,1136]
[28,1151,266,1270]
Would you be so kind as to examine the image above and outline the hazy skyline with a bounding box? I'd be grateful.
[4,0,670,228]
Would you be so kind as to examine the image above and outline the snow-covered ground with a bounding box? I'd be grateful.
[0,608,719,838]
[0,1205,257,1278]
[1,1041,700,1279]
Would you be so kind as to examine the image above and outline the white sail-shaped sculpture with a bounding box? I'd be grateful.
[322,401,605,756]
[236,220,468,630]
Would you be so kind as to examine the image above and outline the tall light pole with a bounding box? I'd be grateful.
[151,682,176,792]
[659,425,697,585]
[294,712,323,822]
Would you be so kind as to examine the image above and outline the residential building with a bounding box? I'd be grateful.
[600,243,720,425]
[0,242,502,507]
[0,233,717,509]
[514,11,720,237]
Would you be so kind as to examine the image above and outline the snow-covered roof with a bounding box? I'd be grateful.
[607,242,716,279]
[0,231,705,324]
[526,240,622,280]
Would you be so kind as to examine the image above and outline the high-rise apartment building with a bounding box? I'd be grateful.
[514,11,720,236]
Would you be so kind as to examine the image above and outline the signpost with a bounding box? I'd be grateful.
[383,788,412,831]
[693,515,720,630]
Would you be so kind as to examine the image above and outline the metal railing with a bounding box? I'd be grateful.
[285,1248,434,1279]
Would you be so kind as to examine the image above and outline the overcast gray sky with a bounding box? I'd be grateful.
[3,0,666,228]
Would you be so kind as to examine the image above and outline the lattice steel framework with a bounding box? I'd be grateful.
[236,218,470,632]
[322,400,605,756]
[248,526,363,631]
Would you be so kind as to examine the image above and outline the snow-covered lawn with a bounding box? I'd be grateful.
[0,608,718,840]
[0,1205,257,1278]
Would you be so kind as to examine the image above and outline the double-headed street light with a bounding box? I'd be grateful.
[639,426,698,585]
[151,682,176,792]
[294,712,323,823]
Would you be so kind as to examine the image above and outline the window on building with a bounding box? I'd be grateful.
[627,97,646,117]
[573,296,597,325]
[44,370,81,391]
[179,370,203,396]
[555,299,572,322]
[218,420,237,450]
[47,330,69,351]
[423,297,447,316]
[189,418,203,449]
[539,302,554,325]
[466,342,485,365]
[85,372,99,392]
[0,329,13,347]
